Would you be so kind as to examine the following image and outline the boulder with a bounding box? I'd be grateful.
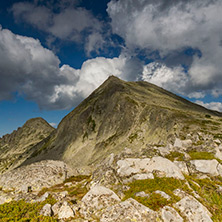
[58,201,75,219]
[135,191,149,198]
[174,161,189,174]
[80,185,120,219]
[161,206,183,222]
[154,190,171,200]
[40,203,52,217]
[100,198,159,222]
[175,195,212,222]
[117,157,184,179]
[215,145,222,160]
[190,159,221,176]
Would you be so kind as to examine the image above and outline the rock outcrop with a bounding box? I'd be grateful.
[0,160,71,192]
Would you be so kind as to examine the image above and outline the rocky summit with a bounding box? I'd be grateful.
[1,76,222,221]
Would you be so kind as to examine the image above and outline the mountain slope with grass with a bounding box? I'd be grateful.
[1,76,222,221]
[0,117,54,173]
[21,76,222,169]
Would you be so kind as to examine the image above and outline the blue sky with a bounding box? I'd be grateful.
[0,0,222,137]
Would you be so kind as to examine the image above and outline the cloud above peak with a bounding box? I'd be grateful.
[11,0,104,55]
[0,26,141,110]
[107,0,222,101]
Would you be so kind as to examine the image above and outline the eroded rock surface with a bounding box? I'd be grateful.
[101,198,159,222]
[0,160,71,192]
[80,185,121,219]
[117,157,184,179]
[175,195,212,222]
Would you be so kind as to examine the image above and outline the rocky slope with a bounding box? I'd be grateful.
[22,76,222,169]
[0,117,54,173]
[1,76,222,221]
[1,135,222,221]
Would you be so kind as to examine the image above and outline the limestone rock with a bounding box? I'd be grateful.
[33,192,49,203]
[52,202,62,215]
[0,160,71,192]
[190,159,221,176]
[40,203,52,217]
[58,201,75,219]
[174,161,189,174]
[161,206,183,222]
[80,185,120,219]
[117,157,184,179]
[215,145,222,160]
[101,198,159,222]
[175,195,212,222]
[174,138,183,148]
[154,190,171,200]
[135,191,149,198]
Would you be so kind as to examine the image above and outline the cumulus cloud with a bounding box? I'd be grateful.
[107,0,222,99]
[142,62,189,95]
[195,100,222,112]
[0,26,140,110]
[12,0,103,54]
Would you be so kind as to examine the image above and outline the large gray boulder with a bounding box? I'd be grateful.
[190,159,222,176]
[101,198,159,222]
[80,185,120,219]
[58,201,75,219]
[117,157,184,179]
[40,203,52,217]
[161,206,183,222]
[175,195,212,222]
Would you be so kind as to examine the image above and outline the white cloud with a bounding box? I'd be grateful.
[12,1,103,54]
[195,100,222,112]
[49,122,57,128]
[142,62,189,95]
[107,0,222,98]
[0,26,136,110]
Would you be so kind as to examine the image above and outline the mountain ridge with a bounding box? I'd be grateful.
[19,76,222,169]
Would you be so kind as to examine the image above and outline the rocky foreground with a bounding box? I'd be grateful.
[1,134,222,221]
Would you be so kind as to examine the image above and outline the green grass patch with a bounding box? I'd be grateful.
[38,175,91,200]
[165,151,185,161]
[188,151,215,160]
[123,177,189,210]
[64,175,91,183]
[186,176,222,221]
[0,197,57,221]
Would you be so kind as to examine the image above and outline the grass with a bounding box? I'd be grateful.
[38,175,91,200]
[0,196,57,222]
[165,151,185,161]
[188,151,215,160]
[186,176,222,222]
[123,177,190,210]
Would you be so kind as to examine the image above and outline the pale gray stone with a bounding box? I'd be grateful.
[40,203,52,217]
[135,191,149,198]
[0,160,71,192]
[101,198,159,222]
[80,185,120,219]
[174,161,189,174]
[175,195,212,222]
[154,190,171,200]
[117,157,184,179]
[161,206,183,222]
[58,201,75,219]
[190,159,220,176]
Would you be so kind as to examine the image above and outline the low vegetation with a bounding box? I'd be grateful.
[165,151,185,161]
[188,151,215,160]
[123,177,189,210]
[0,197,57,222]
[186,175,222,222]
